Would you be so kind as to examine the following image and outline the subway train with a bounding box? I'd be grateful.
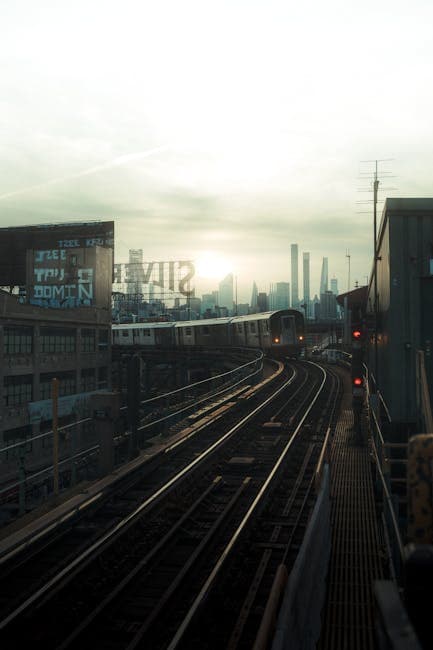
[113,309,305,358]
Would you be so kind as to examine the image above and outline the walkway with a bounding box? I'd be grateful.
[319,373,385,649]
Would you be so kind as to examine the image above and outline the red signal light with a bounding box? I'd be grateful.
[352,330,362,340]
[353,377,363,387]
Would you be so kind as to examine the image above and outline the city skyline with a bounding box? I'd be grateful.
[1,1,432,299]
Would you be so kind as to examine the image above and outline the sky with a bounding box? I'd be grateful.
[1,0,433,303]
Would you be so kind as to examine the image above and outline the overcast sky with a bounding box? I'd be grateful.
[1,0,433,302]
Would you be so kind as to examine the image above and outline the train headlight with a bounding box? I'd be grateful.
[298,335,304,341]
[274,337,280,344]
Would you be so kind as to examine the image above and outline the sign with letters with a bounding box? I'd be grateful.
[113,260,195,297]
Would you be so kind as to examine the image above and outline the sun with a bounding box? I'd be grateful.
[195,251,232,280]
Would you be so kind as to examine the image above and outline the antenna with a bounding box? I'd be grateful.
[345,249,351,291]
[358,159,397,395]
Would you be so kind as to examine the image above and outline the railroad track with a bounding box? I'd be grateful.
[0,361,340,649]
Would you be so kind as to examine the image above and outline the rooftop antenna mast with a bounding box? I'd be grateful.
[358,158,397,397]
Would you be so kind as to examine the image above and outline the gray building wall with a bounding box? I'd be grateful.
[368,198,433,424]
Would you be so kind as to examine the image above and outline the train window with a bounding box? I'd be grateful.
[202,326,210,335]
[250,323,256,333]
[143,329,151,336]
[122,331,129,337]
[134,329,139,337]
[237,324,243,333]
[185,327,192,336]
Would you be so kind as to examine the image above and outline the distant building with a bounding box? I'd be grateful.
[257,292,268,312]
[250,281,258,312]
[320,257,328,296]
[273,282,290,310]
[129,249,144,297]
[312,294,320,320]
[189,296,202,318]
[201,291,219,315]
[320,290,337,320]
[291,244,299,308]
[219,274,234,315]
[330,277,338,295]
[237,303,249,316]
[303,252,311,318]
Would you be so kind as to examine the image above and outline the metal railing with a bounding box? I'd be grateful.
[365,376,405,580]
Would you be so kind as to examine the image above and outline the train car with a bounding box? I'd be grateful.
[175,318,231,347]
[113,309,305,357]
[231,310,304,357]
[112,322,175,347]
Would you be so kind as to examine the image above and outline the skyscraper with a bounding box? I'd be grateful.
[291,244,299,308]
[219,273,234,314]
[303,252,310,318]
[320,257,328,296]
[129,249,144,297]
[250,281,258,312]
[330,277,338,295]
[273,282,290,310]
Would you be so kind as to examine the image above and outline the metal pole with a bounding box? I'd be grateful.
[373,161,379,393]
[52,377,59,497]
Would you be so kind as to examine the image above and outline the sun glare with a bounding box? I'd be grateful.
[195,252,232,280]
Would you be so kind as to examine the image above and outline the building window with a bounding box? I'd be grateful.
[98,329,109,350]
[81,329,96,353]
[98,367,108,389]
[40,372,76,400]
[4,326,33,354]
[3,425,32,458]
[3,375,33,406]
[81,368,96,393]
[40,327,76,353]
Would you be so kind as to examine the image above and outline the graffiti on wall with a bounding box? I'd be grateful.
[30,248,95,308]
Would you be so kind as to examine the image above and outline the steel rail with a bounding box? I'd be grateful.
[0,365,297,631]
[166,362,327,650]
[137,359,264,431]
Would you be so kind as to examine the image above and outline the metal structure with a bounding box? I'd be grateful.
[112,259,195,319]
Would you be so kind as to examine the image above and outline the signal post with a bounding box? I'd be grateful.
[351,325,366,442]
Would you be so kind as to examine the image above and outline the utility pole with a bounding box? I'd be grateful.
[52,378,59,497]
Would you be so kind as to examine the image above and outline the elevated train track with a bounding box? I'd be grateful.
[0,360,341,649]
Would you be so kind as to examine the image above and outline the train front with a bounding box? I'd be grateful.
[269,309,305,358]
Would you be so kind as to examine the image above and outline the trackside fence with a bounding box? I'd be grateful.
[271,465,331,650]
